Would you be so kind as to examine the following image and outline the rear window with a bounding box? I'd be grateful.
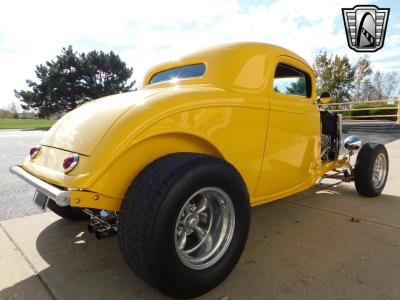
[149,63,206,85]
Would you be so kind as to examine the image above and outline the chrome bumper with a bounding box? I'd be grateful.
[9,165,70,206]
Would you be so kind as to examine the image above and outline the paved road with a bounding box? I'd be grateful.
[342,128,400,147]
[0,130,46,221]
[1,128,399,221]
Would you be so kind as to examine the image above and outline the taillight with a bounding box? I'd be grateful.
[63,153,79,174]
[30,145,41,160]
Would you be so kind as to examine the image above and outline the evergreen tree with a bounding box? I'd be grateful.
[286,78,306,96]
[15,46,134,118]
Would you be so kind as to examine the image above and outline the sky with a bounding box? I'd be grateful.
[0,0,399,110]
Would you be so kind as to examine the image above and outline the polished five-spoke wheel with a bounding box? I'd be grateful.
[175,187,235,270]
[372,153,387,190]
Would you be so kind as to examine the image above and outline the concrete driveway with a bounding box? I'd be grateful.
[0,136,399,300]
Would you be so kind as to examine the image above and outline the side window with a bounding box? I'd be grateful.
[273,63,311,98]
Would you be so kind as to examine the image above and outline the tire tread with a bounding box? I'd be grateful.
[118,153,247,295]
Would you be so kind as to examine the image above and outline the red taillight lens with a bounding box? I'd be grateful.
[30,145,41,160]
[63,154,79,173]
[63,156,74,169]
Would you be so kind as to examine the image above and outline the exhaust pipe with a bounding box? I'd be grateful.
[87,222,103,234]
[94,228,117,240]
[85,209,118,240]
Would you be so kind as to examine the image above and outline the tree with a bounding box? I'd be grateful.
[353,56,373,101]
[381,72,400,99]
[286,78,306,96]
[360,78,375,100]
[8,102,20,119]
[361,71,400,101]
[313,52,355,102]
[370,71,383,100]
[15,46,135,118]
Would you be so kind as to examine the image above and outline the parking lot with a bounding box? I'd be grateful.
[0,129,45,220]
[0,129,399,299]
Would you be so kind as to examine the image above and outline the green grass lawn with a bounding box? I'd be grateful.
[0,118,57,129]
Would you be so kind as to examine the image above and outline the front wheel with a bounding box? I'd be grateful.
[354,142,389,197]
[118,153,250,299]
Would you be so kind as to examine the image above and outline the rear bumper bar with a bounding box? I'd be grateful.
[9,165,70,206]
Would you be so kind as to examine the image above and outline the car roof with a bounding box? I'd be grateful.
[143,42,312,90]
[180,42,310,67]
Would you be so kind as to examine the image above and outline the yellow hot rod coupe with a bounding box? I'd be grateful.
[10,42,389,298]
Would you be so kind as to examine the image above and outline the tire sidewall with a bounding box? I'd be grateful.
[150,161,250,297]
[355,143,389,196]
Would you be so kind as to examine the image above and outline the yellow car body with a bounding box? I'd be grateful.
[17,42,346,211]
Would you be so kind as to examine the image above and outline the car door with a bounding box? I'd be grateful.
[255,56,320,199]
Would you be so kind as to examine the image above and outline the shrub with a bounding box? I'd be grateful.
[349,103,398,121]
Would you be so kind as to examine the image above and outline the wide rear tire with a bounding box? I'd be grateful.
[354,142,389,197]
[118,153,250,299]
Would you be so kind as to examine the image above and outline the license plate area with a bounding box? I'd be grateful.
[33,190,50,211]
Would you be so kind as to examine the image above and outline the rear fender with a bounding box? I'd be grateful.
[76,133,223,210]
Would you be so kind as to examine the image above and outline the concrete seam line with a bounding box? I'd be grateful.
[0,223,58,300]
[283,200,400,230]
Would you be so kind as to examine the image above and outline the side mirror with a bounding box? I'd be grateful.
[344,135,362,153]
[318,92,331,104]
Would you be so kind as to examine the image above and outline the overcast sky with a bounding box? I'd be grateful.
[0,0,399,109]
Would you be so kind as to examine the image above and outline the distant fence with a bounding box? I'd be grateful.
[319,99,400,124]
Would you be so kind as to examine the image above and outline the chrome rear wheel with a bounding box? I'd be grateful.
[119,153,250,298]
[175,187,235,270]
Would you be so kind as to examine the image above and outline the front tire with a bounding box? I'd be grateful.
[354,142,389,197]
[118,153,250,299]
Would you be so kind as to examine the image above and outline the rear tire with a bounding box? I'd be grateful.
[47,200,89,221]
[354,142,389,197]
[118,153,250,299]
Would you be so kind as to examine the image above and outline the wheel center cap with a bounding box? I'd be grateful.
[185,214,199,229]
